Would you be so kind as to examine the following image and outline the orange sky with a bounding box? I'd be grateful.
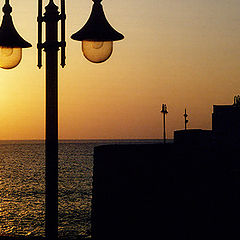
[0,0,240,140]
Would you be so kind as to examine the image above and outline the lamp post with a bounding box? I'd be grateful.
[0,0,124,239]
[184,108,188,130]
[161,104,168,144]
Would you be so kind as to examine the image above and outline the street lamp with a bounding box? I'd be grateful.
[0,0,124,239]
[0,0,31,69]
[71,0,124,63]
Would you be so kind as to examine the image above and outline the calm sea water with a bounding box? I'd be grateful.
[0,139,164,239]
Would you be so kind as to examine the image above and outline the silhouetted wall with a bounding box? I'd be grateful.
[174,129,212,146]
[92,143,239,240]
[212,104,240,146]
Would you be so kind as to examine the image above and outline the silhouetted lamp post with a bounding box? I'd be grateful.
[0,0,124,239]
[161,104,168,144]
[184,108,188,130]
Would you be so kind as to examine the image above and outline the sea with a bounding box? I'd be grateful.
[0,139,166,239]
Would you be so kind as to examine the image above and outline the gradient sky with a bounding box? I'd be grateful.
[0,0,239,140]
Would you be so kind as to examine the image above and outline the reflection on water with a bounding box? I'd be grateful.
[0,141,94,239]
[0,143,45,237]
[0,139,163,239]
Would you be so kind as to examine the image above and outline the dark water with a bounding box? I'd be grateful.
[0,139,163,239]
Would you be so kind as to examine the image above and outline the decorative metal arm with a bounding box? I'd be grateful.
[60,0,66,68]
[37,0,43,68]
[37,0,66,69]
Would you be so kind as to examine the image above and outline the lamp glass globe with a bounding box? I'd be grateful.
[0,47,22,69]
[82,41,113,63]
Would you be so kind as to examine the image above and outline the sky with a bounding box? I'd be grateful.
[0,0,240,140]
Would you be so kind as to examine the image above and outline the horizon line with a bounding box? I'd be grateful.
[0,138,173,141]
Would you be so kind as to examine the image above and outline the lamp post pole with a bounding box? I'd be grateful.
[38,1,66,239]
[44,2,58,240]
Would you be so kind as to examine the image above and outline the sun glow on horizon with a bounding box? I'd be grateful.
[0,0,239,140]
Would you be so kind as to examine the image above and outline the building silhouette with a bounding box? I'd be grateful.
[212,96,240,146]
[174,96,240,147]
[174,129,212,146]
[92,96,240,240]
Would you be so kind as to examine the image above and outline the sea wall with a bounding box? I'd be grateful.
[92,143,239,240]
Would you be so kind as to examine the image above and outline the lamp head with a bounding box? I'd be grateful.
[0,0,31,69]
[71,0,124,63]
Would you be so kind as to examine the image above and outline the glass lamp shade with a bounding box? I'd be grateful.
[0,46,22,69]
[82,40,113,63]
[0,1,31,69]
[71,1,123,63]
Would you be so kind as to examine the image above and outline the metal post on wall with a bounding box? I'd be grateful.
[161,104,168,144]
[184,108,188,130]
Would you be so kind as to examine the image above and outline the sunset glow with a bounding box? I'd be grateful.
[0,0,239,140]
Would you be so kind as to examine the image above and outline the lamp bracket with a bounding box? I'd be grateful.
[37,43,44,50]
[59,13,66,21]
[41,41,65,50]
[39,14,65,23]
[37,16,44,23]
[38,0,66,68]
